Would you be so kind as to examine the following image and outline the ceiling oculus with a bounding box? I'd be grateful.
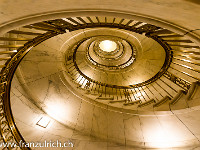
[99,40,117,52]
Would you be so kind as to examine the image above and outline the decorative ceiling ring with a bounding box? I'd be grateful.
[86,36,124,60]
[98,40,118,53]
[83,35,137,70]
[86,38,136,70]
[68,29,172,89]
[93,40,123,60]
[93,37,122,59]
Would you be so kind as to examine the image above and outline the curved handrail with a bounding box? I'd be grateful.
[0,16,199,149]
[70,34,173,89]
[0,31,64,149]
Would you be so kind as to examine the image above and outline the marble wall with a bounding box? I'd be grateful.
[0,0,200,38]
[11,76,200,150]
[2,1,199,148]
[7,25,200,149]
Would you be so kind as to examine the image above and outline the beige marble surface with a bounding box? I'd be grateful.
[0,0,200,35]
[4,2,200,149]
[10,82,200,149]
[64,28,166,86]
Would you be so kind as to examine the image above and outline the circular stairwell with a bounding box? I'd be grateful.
[0,13,200,150]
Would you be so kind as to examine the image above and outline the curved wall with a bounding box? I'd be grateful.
[10,27,200,149]
[0,0,200,43]
[1,1,200,150]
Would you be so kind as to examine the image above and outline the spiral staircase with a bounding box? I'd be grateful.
[0,1,200,150]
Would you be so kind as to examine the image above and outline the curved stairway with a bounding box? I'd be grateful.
[0,16,200,149]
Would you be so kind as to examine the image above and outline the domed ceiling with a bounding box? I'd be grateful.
[65,28,166,86]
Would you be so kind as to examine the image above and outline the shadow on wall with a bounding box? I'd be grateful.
[185,0,200,4]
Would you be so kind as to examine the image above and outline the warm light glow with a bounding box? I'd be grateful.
[99,40,117,52]
[136,92,142,98]
[36,116,51,128]
[45,101,70,123]
[146,125,185,148]
[182,59,191,63]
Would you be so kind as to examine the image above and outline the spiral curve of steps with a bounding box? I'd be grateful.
[0,15,200,149]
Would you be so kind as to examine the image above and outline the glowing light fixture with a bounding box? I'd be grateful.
[36,116,51,128]
[99,40,117,52]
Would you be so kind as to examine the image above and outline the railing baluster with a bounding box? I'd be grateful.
[76,17,87,24]
[137,87,146,101]
[87,17,94,24]
[141,86,151,100]
[130,89,136,101]
[125,20,133,26]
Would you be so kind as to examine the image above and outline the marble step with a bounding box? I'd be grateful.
[170,90,188,110]
[153,96,171,111]
[187,81,200,108]
[186,81,200,101]
[90,93,101,96]
[138,99,156,108]
[170,90,187,105]
[8,30,43,35]
[137,99,156,111]
[96,96,114,100]
[123,100,141,106]
[109,99,127,103]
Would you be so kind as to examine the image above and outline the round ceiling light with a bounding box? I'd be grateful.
[99,40,117,52]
